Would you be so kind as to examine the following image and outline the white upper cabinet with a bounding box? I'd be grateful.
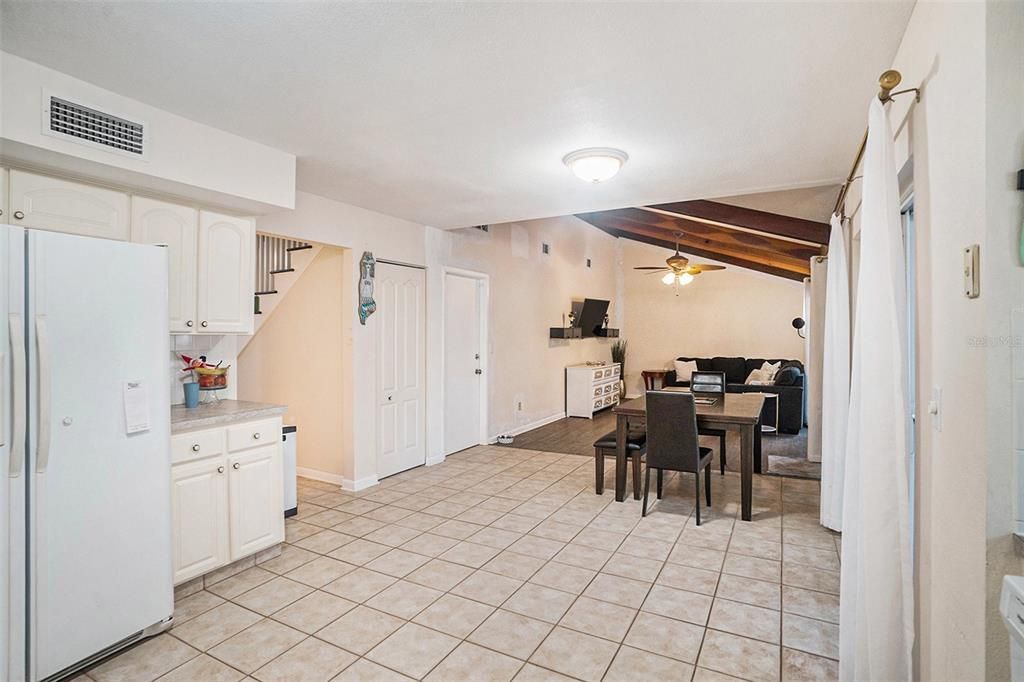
[0,168,8,221]
[131,197,198,333]
[197,211,254,334]
[9,170,129,240]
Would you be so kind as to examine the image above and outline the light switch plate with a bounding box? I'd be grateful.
[964,244,980,298]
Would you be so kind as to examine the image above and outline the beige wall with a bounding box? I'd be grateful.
[257,190,427,489]
[425,216,620,445]
[237,248,349,479]
[618,239,805,397]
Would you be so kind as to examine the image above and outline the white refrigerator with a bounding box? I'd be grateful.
[1,225,173,681]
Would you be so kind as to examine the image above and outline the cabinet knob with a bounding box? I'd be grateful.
[253,432,261,440]
[200,321,208,328]
[186,320,194,328]
[191,443,200,452]
[13,211,25,220]
[233,462,240,470]
[217,466,225,474]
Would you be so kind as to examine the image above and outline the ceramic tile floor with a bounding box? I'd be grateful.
[75,445,840,682]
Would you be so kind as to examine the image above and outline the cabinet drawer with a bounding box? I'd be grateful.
[227,418,281,452]
[592,369,603,382]
[171,428,225,465]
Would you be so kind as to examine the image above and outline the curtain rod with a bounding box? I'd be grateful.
[833,70,920,218]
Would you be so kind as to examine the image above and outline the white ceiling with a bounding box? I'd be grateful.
[0,1,914,229]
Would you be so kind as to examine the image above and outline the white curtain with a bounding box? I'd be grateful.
[839,98,913,680]
[820,214,850,531]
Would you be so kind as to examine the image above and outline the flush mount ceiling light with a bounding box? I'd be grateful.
[562,147,628,183]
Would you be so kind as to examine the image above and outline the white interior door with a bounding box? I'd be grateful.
[1,225,25,682]
[444,272,483,455]
[27,230,172,680]
[376,263,426,479]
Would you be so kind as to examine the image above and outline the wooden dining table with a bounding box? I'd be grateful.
[612,389,765,521]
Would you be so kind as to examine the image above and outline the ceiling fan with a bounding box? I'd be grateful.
[633,231,726,288]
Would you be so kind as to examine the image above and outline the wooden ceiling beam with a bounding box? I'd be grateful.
[597,227,807,281]
[646,199,831,245]
[576,208,815,274]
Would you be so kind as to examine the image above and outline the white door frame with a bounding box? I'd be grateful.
[441,267,489,454]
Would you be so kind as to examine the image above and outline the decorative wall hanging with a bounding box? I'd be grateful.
[358,251,377,325]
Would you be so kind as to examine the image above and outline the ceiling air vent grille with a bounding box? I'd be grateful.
[48,96,144,156]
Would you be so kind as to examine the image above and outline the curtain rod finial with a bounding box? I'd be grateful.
[879,70,902,100]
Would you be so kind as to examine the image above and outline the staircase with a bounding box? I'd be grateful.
[240,234,322,352]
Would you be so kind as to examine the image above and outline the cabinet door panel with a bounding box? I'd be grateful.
[228,444,283,560]
[197,211,254,334]
[1,168,8,220]
[10,170,129,240]
[131,197,198,332]
[171,457,229,584]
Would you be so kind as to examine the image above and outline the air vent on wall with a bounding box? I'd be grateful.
[47,96,145,156]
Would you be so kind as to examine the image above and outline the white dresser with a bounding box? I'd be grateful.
[566,363,621,418]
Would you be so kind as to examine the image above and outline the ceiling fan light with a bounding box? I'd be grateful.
[661,272,676,285]
[678,273,695,285]
[563,148,628,183]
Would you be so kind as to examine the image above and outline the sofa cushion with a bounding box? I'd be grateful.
[673,360,700,382]
[676,356,713,371]
[710,357,746,384]
[774,366,802,386]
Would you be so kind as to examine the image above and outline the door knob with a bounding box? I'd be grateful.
[13,211,25,220]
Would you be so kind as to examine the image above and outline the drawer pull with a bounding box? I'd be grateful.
[13,211,25,220]
[191,443,200,452]
[233,462,240,470]
[217,466,224,474]
[253,432,261,440]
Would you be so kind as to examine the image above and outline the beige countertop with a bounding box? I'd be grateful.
[171,399,287,434]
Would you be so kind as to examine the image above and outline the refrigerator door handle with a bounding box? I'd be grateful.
[35,314,52,474]
[9,314,25,477]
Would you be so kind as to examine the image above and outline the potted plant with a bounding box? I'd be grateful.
[611,339,627,395]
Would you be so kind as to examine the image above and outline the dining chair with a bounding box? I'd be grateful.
[593,428,647,499]
[643,390,713,524]
[691,370,728,475]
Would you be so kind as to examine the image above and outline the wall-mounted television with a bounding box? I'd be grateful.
[576,298,609,338]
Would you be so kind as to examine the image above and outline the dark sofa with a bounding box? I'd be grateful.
[663,356,805,434]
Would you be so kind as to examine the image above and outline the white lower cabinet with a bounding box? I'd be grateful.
[170,417,284,585]
[228,445,284,560]
[171,457,230,583]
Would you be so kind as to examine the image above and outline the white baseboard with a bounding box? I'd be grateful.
[295,467,344,486]
[341,475,379,492]
[490,411,566,443]
[425,454,446,466]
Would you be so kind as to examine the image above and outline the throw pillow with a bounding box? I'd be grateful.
[745,369,773,385]
[674,360,699,382]
[760,361,781,382]
[774,366,801,386]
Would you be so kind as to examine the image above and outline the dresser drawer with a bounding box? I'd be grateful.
[171,428,225,465]
[227,418,281,452]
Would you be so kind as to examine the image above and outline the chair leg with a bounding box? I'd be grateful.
[705,462,712,505]
[595,448,604,494]
[656,468,664,499]
[632,452,642,500]
[719,433,727,475]
[642,465,651,517]
[694,471,702,526]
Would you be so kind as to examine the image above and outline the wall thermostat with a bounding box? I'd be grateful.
[964,244,980,298]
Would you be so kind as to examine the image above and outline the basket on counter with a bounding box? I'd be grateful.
[195,366,229,390]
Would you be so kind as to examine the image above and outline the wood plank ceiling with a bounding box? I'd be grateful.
[576,200,830,281]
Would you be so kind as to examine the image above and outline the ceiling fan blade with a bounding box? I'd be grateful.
[644,269,671,275]
[634,266,667,270]
[690,264,726,272]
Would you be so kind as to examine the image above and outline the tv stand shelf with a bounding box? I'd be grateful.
[549,327,619,339]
